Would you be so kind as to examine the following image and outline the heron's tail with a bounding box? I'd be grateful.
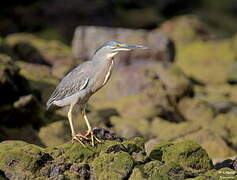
[46,99,54,110]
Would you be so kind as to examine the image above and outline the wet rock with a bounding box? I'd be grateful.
[72,26,175,63]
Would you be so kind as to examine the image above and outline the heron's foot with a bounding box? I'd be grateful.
[85,130,101,146]
[71,134,86,147]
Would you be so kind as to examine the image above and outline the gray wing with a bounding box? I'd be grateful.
[46,61,92,109]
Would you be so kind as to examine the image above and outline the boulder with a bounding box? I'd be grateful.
[72,26,175,63]
[5,33,76,79]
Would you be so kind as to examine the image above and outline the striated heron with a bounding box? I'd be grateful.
[46,41,148,146]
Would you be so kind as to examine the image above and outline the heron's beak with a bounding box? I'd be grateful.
[114,44,148,51]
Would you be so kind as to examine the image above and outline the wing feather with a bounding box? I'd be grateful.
[46,62,91,109]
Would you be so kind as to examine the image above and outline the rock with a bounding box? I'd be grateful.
[38,121,71,147]
[150,118,201,140]
[149,141,213,170]
[175,128,236,158]
[0,130,221,179]
[16,61,58,103]
[178,98,214,124]
[92,152,134,180]
[234,157,237,171]
[0,54,30,105]
[72,26,175,63]
[0,94,46,128]
[0,125,44,146]
[176,39,236,84]
[145,138,163,156]
[159,15,212,45]
[90,61,191,120]
[227,61,237,84]
[5,33,76,79]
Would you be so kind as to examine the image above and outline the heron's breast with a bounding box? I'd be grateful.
[93,60,114,92]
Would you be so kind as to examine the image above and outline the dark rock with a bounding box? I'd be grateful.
[233,157,237,171]
[0,54,30,105]
[93,127,123,142]
[215,159,235,170]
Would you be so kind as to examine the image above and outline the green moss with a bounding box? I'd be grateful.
[5,33,71,59]
[92,151,134,180]
[129,167,144,180]
[205,168,237,179]
[142,161,189,180]
[150,117,202,140]
[162,141,213,170]
[160,15,211,45]
[178,98,214,124]
[46,143,97,164]
[176,40,236,84]
[143,160,163,178]
[149,141,174,160]
[0,142,45,179]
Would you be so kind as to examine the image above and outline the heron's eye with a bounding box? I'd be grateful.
[115,44,121,47]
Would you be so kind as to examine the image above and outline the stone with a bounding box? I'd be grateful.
[159,15,212,45]
[92,152,134,180]
[72,26,175,63]
[149,141,213,170]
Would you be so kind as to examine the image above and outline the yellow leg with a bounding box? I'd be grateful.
[68,104,85,147]
[68,104,75,136]
[82,107,101,146]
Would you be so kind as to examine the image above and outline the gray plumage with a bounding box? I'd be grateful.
[46,61,92,109]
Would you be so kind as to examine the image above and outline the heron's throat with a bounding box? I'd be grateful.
[106,52,118,59]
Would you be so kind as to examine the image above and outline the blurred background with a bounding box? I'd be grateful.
[0,0,237,160]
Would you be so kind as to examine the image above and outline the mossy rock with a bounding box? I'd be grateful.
[5,33,76,79]
[175,128,236,158]
[149,141,213,170]
[92,151,134,180]
[5,33,71,64]
[205,168,237,179]
[159,15,212,45]
[176,39,236,84]
[16,61,58,103]
[150,117,202,140]
[0,54,31,105]
[0,141,47,179]
[178,98,214,124]
[38,120,71,146]
[148,141,174,161]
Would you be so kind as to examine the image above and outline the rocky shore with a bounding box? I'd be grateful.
[0,15,237,179]
[0,128,236,180]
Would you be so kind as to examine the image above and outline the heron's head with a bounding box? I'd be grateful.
[94,40,148,59]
